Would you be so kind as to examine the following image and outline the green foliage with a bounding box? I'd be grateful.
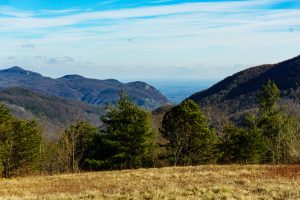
[220,80,300,164]
[258,80,280,116]
[0,105,12,174]
[11,120,42,173]
[0,105,42,178]
[0,79,299,177]
[220,123,269,164]
[256,80,299,163]
[89,93,157,169]
[161,100,220,166]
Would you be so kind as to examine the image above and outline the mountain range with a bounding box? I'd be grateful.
[0,87,104,138]
[189,55,300,127]
[2,55,300,134]
[0,66,169,110]
[0,67,169,136]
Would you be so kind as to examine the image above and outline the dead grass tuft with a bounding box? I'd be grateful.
[265,165,300,179]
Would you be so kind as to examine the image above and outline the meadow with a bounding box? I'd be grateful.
[0,165,299,200]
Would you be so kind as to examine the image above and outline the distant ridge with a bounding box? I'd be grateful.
[0,87,103,138]
[0,67,169,110]
[1,66,41,76]
[3,66,25,72]
[189,55,300,126]
[60,74,85,80]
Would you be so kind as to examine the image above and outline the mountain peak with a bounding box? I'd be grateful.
[104,79,121,84]
[127,81,156,91]
[0,67,41,76]
[5,66,25,72]
[60,74,85,80]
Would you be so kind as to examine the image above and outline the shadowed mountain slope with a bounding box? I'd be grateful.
[0,87,104,138]
[189,55,300,127]
[0,67,169,110]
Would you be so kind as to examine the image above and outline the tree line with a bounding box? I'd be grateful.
[1,81,300,178]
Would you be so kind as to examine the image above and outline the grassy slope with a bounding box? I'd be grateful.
[0,165,300,200]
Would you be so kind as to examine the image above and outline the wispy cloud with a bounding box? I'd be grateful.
[0,1,298,30]
[21,43,35,48]
[48,56,74,64]
[0,6,34,17]
[0,0,299,80]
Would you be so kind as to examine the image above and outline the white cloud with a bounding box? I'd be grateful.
[0,0,299,80]
[0,6,34,17]
[48,56,74,64]
[0,0,297,31]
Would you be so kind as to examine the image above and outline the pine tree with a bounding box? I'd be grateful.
[89,92,157,169]
[257,80,298,163]
[161,100,219,166]
[220,80,299,164]
[220,122,268,164]
[0,105,13,174]
[258,79,280,116]
[0,105,41,178]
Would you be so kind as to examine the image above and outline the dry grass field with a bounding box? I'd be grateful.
[0,165,300,200]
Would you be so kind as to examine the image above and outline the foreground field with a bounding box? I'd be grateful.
[0,165,300,200]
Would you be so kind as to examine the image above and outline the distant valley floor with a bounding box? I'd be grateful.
[148,80,217,103]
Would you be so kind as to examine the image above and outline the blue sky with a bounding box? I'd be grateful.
[0,0,300,80]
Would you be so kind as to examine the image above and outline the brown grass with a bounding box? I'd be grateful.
[0,165,300,199]
[265,165,300,179]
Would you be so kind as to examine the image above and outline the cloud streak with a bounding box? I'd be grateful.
[0,0,299,80]
[48,56,74,64]
[1,0,299,30]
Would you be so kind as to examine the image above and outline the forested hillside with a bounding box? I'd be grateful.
[0,87,103,137]
[1,56,300,179]
[189,55,300,127]
[0,67,169,110]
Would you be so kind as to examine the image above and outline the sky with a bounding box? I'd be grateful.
[0,0,300,81]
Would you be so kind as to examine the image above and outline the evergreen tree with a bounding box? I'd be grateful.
[0,105,41,177]
[258,80,280,116]
[257,80,298,163]
[220,80,299,164]
[220,122,269,164]
[88,93,157,169]
[161,100,219,166]
[0,105,13,174]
